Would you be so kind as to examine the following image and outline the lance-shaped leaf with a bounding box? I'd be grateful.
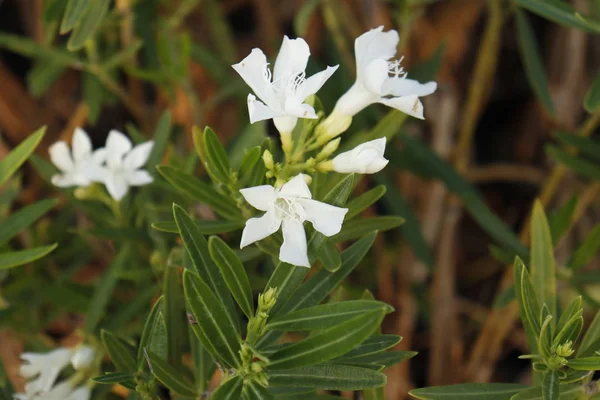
[60,0,91,33]
[512,0,600,33]
[145,350,198,398]
[268,310,384,370]
[585,71,600,113]
[101,330,137,373]
[266,300,392,332]
[542,369,559,400]
[138,296,165,369]
[318,241,342,272]
[0,127,44,185]
[245,381,274,400]
[336,335,401,359]
[548,196,577,243]
[0,244,58,270]
[92,372,135,390]
[553,132,600,163]
[577,309,600,357]
[514,257,542,353]
[183,270,241,368]
[509,384,584,400]
[268,365,386,390]
[567,357,600,370]
[203,127,231,184]
[67,0,109,50]
[208,236,254,319]
[174,204,239,332]
[335,350,417,369]
[531,201,557,321]
[152,219,244,234]
[0,199,56,246]
[210,376,243,400]
[332,216,404,243]
[546,145,600,181]
[344,185,387,220]
[409,383,528,400]
[569,224,600,271]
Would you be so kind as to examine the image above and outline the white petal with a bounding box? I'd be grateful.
[273,36,310,82]
[92,148,107,164]
[20,349,72,392]
[279,219,309,267]
[70,346,95,370]
[240,208,281,248]
[332,82,379,117]
[364,59,389,95]
[248,94,282,123]
[279,174,311,199]
[104,172,129,200]
[71,128,92,163]
[379,95,424,119]
[51,173,77,188]
[355,27,399,78]
[240,185,277,211]
[232,49,280,109]
[127,169,154,186]
[124,141,153,170]
[105,130,131,169]
[283,98,317,120]
[49,141,74,173]
[297,198,347,236]
[45,380,75,400]
[383,78,437,97]
[273,116,299,134]
[297,65,339,101]
[65,386,91,400]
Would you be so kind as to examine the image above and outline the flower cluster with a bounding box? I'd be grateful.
[16,345,95,400]
[233,27,436,267]
[49,128,154,201]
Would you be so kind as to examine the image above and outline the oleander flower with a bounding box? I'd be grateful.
[319,26,437,139]
[232,36,338,136]
[15,380,91,400]
[239,174,348,267]
[100,130,154,201]
[331,138,389,174]
[49,128,105,188]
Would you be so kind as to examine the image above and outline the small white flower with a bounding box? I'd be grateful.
[232,36,338,134]
[240,174,348,267]
[101,130,154,201]
[15,381,91,400]
[18,348,72,395]
[332,138,389,174]
[69,345,95,370]
[331,26,437,121]
[49,128,105,188]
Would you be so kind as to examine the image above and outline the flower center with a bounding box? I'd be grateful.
[274,197,305,222]
[387,57,407,79]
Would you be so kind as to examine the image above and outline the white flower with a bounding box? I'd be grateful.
[18,348,72,395]
[100,130,154,201]
[320,27,437,140]
[331,138,389,174]
[70,345,95,370]
[239,174,348,267]
[15,381,91,400]
[49,128,105,188]
[232,36,338,134]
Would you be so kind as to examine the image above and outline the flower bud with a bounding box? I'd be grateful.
[331,138,389,174]
[70,345,95,370]
[317,138,341,161]
[316,112,353,143]
[262,150,274,170]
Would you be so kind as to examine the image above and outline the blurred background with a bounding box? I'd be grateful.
[1,0,599,399]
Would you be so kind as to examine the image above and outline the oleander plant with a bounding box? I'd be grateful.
[1,1,600,400]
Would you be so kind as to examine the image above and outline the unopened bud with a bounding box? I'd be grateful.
[316,112,353,143]
[317,138,341,161]
[556,341,575,358]
[259,287,277,310]
[262,150,274,170]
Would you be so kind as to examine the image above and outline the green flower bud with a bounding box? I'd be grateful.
[262,150,274,170]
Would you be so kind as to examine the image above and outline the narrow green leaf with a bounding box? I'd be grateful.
[543,370,559,400]
[555,296,582,340]
[204,127,231,184]
[345,185,387,220]
[318,241,341,272]
[101,330,137,373]
[547,145,600,181]
[332,216,404,243]
[531,201,557,320]
[336,335,401,359]
[67,0,109,51]
[409,383,528,400]
[152,219,244,234]
[27,61,65,97]
[336,350,417,368]
[268,310,384,369]
[158,166,241,220]
[245,381,274,400]
[147,111,172,173]
[294,0,320,36]
[164,266,186,366]
[210,376,243,400]
[548,196,577,243]
[0,244,57,270]
[92,372,135,386]
[569,224,600,271]
[510,384,583,400]
[267,300,392,332]
[514,257,542,353]
[567,357,600,370]
[0,34,79,66]
[554,132,600,164]
[60,0,91,33]
[552,314,583,350]
[191,326,215,393]
[577,309,600,357]
[268,365,386,390]
[208,236,254,319]
[512,0,600,33]
[0,127,45,185]
[238,146,262,186]
[584,71,600,113]
[173,205,240,332]
[183,270,241,368]
[84,246,129,333]
[146,350,198,397]
[148,312,168,362]
[138,296,165,369]
[515,9,555,115]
